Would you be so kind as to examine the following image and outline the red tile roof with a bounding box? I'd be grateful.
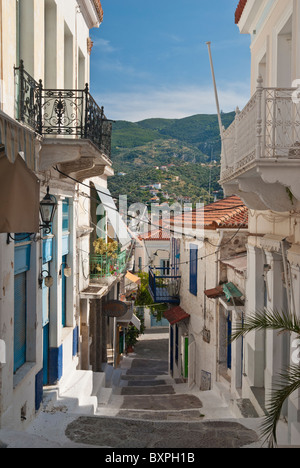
[138,227,170,241]
[235,0,247,24]
[163,196,248,232]
[93,0,104,23]
[163,306,190,325]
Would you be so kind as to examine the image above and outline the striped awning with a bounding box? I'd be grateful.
[0,110,36,171]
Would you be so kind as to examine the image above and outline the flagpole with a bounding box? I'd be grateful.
[206,41,227,168]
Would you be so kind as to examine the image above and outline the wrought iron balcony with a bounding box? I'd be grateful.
[90,250,127,279]
[148,267,181,305]
[220,76,300,211]
[14,60,112,159]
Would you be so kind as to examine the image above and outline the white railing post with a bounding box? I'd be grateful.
[256,75,263,159]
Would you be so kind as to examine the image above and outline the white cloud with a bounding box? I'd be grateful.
[93,38,116,53]
[96,82,251,122]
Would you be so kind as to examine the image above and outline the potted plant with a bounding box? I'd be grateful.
[125,325,140,353]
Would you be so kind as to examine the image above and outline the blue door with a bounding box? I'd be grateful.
[227,316,232,370]
[43,323,49,385]
[61,255,67,328]
[170,326,174,376]
[14,273,27,373]
[42,262,50,385]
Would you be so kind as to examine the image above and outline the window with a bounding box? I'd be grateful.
[160,259,170,275]
[14,238,31,373]
[189,244,198,296]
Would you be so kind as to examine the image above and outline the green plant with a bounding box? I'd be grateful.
[135,272,167,322]
[93,238,119,258]
[231,309,300,448]
[125,325,140,348]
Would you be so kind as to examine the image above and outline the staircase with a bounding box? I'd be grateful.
[42,369,110,415]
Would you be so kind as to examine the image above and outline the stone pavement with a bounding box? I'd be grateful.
[65,329,263,448]
[0,329,265,448]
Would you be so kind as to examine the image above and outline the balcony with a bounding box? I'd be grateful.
[15,61,113,175]
[148,267,181,305]
[220,76,300,212]
[90,250,127,280]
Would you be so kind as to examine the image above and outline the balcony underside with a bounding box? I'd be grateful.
[39,138,113,179]
[221,158,300,212]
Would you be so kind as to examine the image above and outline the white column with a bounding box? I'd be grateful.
[49,198,62,349]
[264,251,285,398]
[245,245,265,387]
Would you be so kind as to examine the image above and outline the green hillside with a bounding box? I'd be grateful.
[108,111,235,207]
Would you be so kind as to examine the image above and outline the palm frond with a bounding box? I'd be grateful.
[231,309,300,343]
[260,365,300,448]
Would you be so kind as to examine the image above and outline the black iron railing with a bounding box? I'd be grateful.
[14,60,112,158]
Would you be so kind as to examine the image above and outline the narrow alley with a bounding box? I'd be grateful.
[0,329,264,449]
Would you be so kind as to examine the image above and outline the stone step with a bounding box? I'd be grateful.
[117,409,205,421]
[121,394,203,411]
[126,380,171,387]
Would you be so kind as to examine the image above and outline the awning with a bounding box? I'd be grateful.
[204,283,243,302]
[0,152,40,233]
[204,285,224,299]
[163,306,190,325]
[126,271,141,285]
[118,308,141,331]
[94,184,132,247]
[223,282,243,302]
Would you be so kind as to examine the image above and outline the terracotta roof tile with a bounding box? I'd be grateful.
[235,0,247,24]
[93,0,104,23]
[163,196,248,231]
[138,227,170,241]
[163,306,190,325]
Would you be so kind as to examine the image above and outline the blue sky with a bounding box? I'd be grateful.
[90,0,251,122]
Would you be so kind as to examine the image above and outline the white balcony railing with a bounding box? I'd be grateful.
[220,77,300,181]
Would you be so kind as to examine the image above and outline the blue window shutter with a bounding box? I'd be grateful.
[14,272,27,372]
[62,199,70,232]
[189,245,198,296]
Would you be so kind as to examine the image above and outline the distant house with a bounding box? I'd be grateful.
[161,196,249,392]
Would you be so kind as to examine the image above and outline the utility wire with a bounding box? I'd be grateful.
[54,166,247,246]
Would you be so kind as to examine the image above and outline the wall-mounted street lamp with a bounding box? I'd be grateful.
[59,262,72,278]
[39,187,57,234]
[39,270,53,289]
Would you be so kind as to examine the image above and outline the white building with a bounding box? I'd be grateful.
[0,0,131,431]
[158,197,248,394]
[219,0,300,445]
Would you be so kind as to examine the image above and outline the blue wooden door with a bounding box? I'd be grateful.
[14,273,27,373]
[43,323,49,385]
[227,316,232,370]
[170,326,174,376]
[61,255,67,328]
[42,262,50,385]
